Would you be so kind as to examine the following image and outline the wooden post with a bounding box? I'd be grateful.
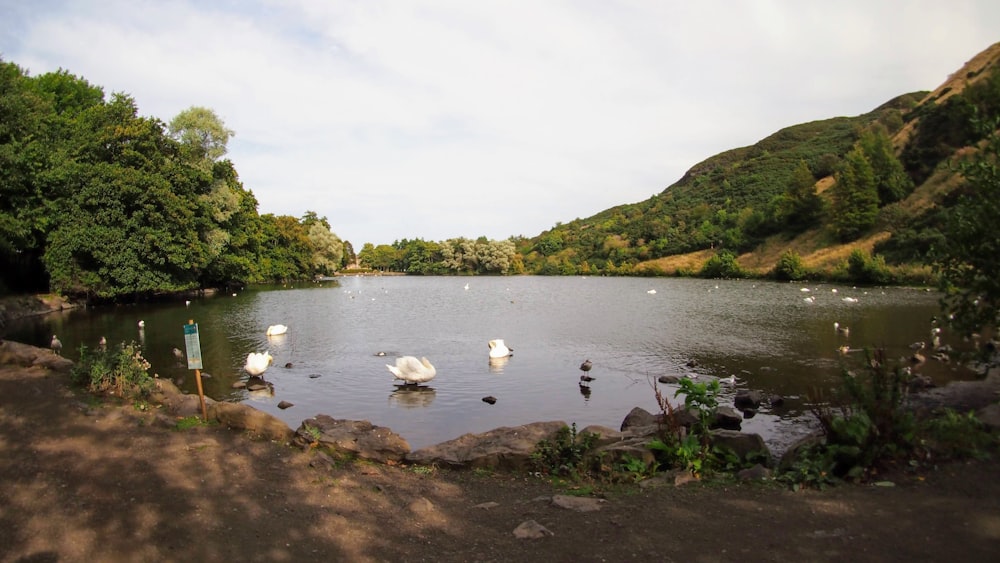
[189,319,208,421]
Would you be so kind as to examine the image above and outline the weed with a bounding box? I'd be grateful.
[531,423,599,479]
[174,416,211,430]
[921,409,996,460]
[71,341,154,400]
[409,465,435,476]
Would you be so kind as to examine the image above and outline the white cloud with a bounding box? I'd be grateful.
[3,0,1000,245]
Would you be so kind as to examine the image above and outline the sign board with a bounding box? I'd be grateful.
[182,323,204,370]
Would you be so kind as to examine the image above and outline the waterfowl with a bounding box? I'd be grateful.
[172,347,185,362]
[244,351,273,376]
[266,324,289,336]
[488,339,513,359]
[387,356,436,385]
[647,289,657,294]
[138,320,145,329]
[719,375,737,385]
[98,336,107,352]
[580,359,593,374]
[50,335,63,355]
[579,374,595,384]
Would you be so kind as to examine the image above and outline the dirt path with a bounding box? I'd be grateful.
[2,359,999,562]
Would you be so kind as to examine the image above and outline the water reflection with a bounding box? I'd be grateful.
[389,385,436,408]
[488,356,510,372]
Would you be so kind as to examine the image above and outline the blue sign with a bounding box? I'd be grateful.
[183,323,203,370]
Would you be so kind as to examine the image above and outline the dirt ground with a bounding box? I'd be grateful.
[1,361,999,563]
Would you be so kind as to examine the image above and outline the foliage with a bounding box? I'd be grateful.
[858,124,913,205]
[930,121,1000,338]
[772,250,808,281]
[644,378,728,477]
[920,409,996,460]
[699,250,744,279]
[802,349,916,482]
[168,106,234,167]
[70,341,154,399]
[531,423,599,479]
[831,146,880,242]
[844,249,893,285]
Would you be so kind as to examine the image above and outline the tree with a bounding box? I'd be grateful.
[781,160,825,232]
[168,106,234,168]
[832,146,879,242]
[858,125,912,205]
[931,124,1000,338]
[307,222,343,276]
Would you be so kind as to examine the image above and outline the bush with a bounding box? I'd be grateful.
[699,250,744,279]
[772,250,808,281]
[70,341,154,399]
[845,249,893,284]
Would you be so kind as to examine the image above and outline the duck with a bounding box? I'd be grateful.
[488,339,513,359]
[387,356,436,385]
[172,347,185,362]
[266,324,289,336]
[580,359,593,374]
[244,351,273,376]
[50,335,63,355]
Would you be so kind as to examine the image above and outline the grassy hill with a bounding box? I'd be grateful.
[517,42,1000,283]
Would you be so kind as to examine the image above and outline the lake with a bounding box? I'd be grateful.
[4,276,975,454]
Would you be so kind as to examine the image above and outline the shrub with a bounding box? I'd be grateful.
[71,341,154,399]
[699,250,744,279]
[531,423,599,479]
[846,249,893,284]
[772,250,808,281]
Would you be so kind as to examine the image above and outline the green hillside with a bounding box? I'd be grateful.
[516,42,1000,283]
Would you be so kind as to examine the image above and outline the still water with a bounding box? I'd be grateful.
[5,276,975,453]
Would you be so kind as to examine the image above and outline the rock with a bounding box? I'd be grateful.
[513,520,554,539]
[209,401,294,442]
[474,501,500,510]
[231,381,247,389]
[977,403,1000,431]
[408,497,434,514]
[768,394,785,408]
[0,340,74,374]
[577,425,625,447]
[620,407,657,431]
[658,374,683,384]
[296,415,410,463]
[734,389,764,410]
[737,464,773,481]
[277,400,294,409]
[406,421,567,470]
[712,406,742,430]
[708,429,770,463]
[778,431,825,472]
[482,396,497,405]
[552,495,605,512]
[149,378,216,417]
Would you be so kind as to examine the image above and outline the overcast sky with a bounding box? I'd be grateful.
[2,1,999,246]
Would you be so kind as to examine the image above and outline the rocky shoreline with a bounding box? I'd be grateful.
[7,338,997,479]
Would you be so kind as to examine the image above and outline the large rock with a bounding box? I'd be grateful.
[209,401,294,443]
[708,429,771,463]
[297,414,410,463]
[150,378,216,417]
[0,340,74,374]
[406,421,568,470]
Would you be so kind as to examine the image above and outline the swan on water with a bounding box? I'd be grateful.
[647,289,657,294]
[244,351,273,376]
[387,356,436,385]
[266,324,289,336]
[488,339,513,359]
[719,375,737,385]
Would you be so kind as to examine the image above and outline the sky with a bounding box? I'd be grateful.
[2,1,999,247]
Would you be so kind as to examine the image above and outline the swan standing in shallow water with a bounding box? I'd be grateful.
[266,324,288,336]
[387,356,436,385]
[488,339,513,359]
[244,351,273,376]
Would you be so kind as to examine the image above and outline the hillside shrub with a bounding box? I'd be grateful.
[846,249,893,284]
[699,250,744,279]
[772,250,808,281]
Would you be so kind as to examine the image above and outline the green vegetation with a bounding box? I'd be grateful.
[777,349,997,490]
[531,422,600,479]
[70,341,154,399]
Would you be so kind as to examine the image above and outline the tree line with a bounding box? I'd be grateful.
[0,59,353,300]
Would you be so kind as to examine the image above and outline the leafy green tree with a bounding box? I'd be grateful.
[307,222,343,276]
[168,106,234,168]
[931,125,1000,337]
[699,250,743,279]
[858,125,912,205]
[778,160,824,233]
[832,147,879,242]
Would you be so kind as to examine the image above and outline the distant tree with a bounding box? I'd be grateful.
[931,123,1000,338]
[168,106,234,168]
[858,125,912,205]
[780,160,825,232]
[832,146,879,242]
[699,250,744,279]
[307,222,343,276]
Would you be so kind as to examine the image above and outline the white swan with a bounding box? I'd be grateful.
[244,351,273,376]
[488,339,513,359]
[719,375,737,385]
[387,356,436,385]
[266,324,289,336]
